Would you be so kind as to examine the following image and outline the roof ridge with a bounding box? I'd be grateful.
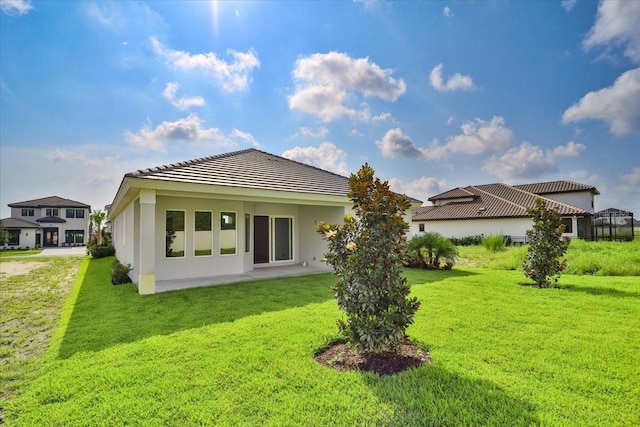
[469,184,528,214]
[128,148,259,177]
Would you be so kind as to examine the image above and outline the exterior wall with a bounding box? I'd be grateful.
[112,202,136,278]
[411,216,582,240]
[543,191,594,212]
[298,205,347,268]
[0,228,37,249]
[154,196,247,281]
[410,217,533,239]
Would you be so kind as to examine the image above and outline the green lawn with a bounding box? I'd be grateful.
[4,256,639,426]
[457,237,640,276]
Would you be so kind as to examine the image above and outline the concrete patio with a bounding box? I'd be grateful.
[155,263,332,293]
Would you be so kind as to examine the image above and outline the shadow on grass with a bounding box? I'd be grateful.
[59,258,464,359]
[404,267,476,286]
[367,364,539,426]
[558,284,640,298]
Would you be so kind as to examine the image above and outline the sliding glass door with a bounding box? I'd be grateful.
[253,215,293,264]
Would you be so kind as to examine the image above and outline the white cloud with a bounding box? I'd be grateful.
[229,129,260,148]
[482,140,585,181]
[124,114,229,152]
[445,116,513,154]
[583,0,640,63]
[562,67,640,136]
[389,176,448,203]
[376,128,430,159]
[548,141,586,158]
[151,37,260,92]
[0,0,32,15]
[281,142,348,175]
[289,51,405,122]
[561,0,577,12]
[288,85,353,122]
[299,126,329,138]
[482,142,556,180]
[429,63,475,93]
[443,7,453,18]
[162,82,206,110]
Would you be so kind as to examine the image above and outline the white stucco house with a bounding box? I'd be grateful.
[1,196,91,249]
[411,181,599,242]
[107,149,421,295]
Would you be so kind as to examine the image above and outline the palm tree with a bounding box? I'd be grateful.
[90,209,107,245]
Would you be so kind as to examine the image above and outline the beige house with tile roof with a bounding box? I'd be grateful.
[108,149,421,295]
[1,196,90,249]
[412,181,599,242]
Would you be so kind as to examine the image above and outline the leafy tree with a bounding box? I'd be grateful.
[408,232,459,269]
[317,163,420,354]
[90,209,107,245]
[0,221,8,246]
[523,197,570,288]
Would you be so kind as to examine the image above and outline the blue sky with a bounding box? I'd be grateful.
[1,0,639,219]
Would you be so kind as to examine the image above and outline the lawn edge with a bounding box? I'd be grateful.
[44,256,91,362]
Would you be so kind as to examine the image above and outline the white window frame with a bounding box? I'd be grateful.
[271,216,294,263]
[194,210,213,257]
[220,211,238,256]
[165,209,187,259]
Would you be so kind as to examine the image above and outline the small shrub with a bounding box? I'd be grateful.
[408,232,459,269]
[111,259,132,285]
[88,243,115,259]
[482,234,506,252]
[317,163,420,354]
[523,198,569,288]
[449,235,483,246]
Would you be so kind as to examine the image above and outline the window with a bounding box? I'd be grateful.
[245,213,251,253]
[273,217,293,261]
[8,229,20,246]
[66,209,75,218]
[561,218,573,234]
[166,210,185,258]
[419,224,425,232]
[220,212,236,255]
[194,211,212,256]
[65,230,85,244]
[46,208,59,217]
[21,209,34,217]
[75,209,85,218]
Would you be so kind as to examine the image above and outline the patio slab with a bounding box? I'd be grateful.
[155,264,332,293]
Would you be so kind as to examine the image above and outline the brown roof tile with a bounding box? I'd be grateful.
[413,182,589,221]
[1,217,40,228]
[127,149,352,197]
[514,180,599,195]
[8,196,90,209]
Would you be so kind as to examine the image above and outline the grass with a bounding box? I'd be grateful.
[458,237,640,276]
[3,255,639,426]
[0,257,82,402]
[0,249,43,258]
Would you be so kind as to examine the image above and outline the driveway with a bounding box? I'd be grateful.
[35,246,87,257]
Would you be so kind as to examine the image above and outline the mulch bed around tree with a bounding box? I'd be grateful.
[315,341,432,376]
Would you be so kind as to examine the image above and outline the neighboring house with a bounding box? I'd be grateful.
[108,149,422,295]
[412,181,599,242]
[1,196,91,249]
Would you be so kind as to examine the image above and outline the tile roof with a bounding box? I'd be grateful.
[8,196,90,208]
[428,187,476,201]
[413,182,589,221]
[36,216,67,223]
[513,180,600,195]
[1,217,40,228]
[127,149,352,197]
